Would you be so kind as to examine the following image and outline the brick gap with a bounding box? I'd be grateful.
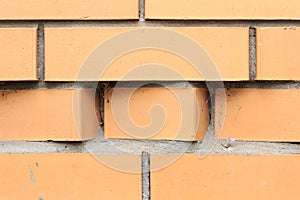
[139,0,145,22]
[249,27,257,80]
[142,152,150,200]
[37,22,45,85]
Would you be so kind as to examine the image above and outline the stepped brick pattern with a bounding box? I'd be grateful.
[1,0,300,199]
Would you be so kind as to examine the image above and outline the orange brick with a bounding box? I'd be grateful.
[257,27,300,80]
[45,27,249,81]
[0,28,37,81]
[0,89,99,141]
[215,88,300,142]
[146,0,300,19]
[104,87,209,141]
[0,0,138,20]
[0,154,141,199]
[151,154,300,200]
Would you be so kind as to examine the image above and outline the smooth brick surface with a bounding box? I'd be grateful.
[104,87,209,141]
[257,27,300,80]
[146,0,300,19]
[0,89,99,141]
[151,154,300,200]
[216,89,300,141]
[45,27,249,81]
[0,0,138,20]
[0,28,37,81]
[0,154,141,200]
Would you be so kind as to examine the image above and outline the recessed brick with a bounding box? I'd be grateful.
[151,154,300,200]
[45,27,249,81]
[0,28,37,81]
[146,0,300,19]
[0,89,99,141]
[0,154,141,199]
[104,87,209,141]
[257,27,300,80]
[0,0,138,20]
[215,88,300,141]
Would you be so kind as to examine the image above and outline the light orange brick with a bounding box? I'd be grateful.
[104,87,209,141]
[215,88,300,141]
[146,0,300,19]
[0,154,141,200]
[151,154,300,200]
[45,27,249,81]
[257,27,300,80]
[0,89,99,141]
[0,0,138,20]
[0,28,37,81]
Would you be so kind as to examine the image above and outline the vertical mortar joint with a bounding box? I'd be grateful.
[249,27,257,81]
[142,151,150,200]
[37,22,45,84]
[139,0,145,22]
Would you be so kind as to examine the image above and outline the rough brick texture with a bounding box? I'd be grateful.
[104,87,209,141]
[45,27,249,81]
[0,0,138,20]
[146,0,300,19]
[151,154,300,200]
[216,88,300,142]
[0,154,141,199]
[257,27,300,80]
[1,1,300,199]
[0,28,37,81]
[0,89,99,141]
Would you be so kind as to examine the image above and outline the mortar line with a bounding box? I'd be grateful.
[249,27,257,80]
[139,0,145,22]
[37,22,45,85]
[1,140,300,154]
[207,85,216,131]
[4,20,300,27]
[2,20,300,28]
[142,152,150,200]
[3,81,300,90]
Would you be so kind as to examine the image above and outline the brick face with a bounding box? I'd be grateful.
[1,0,300,199]
[215,88,300,142]
[0,0,138,20]
[45,27,249,81]
[104,87,209,141]
[0,28,37,81]
[146,0,300,19]
[0,154,141,200]
[151,154,300,200]
[257,27,300,80]
[0,89,99,141]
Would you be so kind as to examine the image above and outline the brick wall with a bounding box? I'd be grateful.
[1,0,300,199]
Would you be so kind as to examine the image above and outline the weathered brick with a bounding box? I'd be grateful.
[257,27,300,80]
[0,0,138,20]
[0,154,141,199]
[151,154,300,200]
[146,0,300,19]
[104,87,209,141]
[0,28,37,81]
[215,88,300,141]
[45,27,249,81]
[0,89,99,141]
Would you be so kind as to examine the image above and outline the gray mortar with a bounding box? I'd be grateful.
[2,126,300,155]
[37,22,45,84]
[1,139,300,155]
[32,20,300,28]
[139,0,145,22]
[142,152,150,200]
[249,27,257,80]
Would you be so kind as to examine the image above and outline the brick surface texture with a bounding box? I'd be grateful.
[0,0,299,199]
